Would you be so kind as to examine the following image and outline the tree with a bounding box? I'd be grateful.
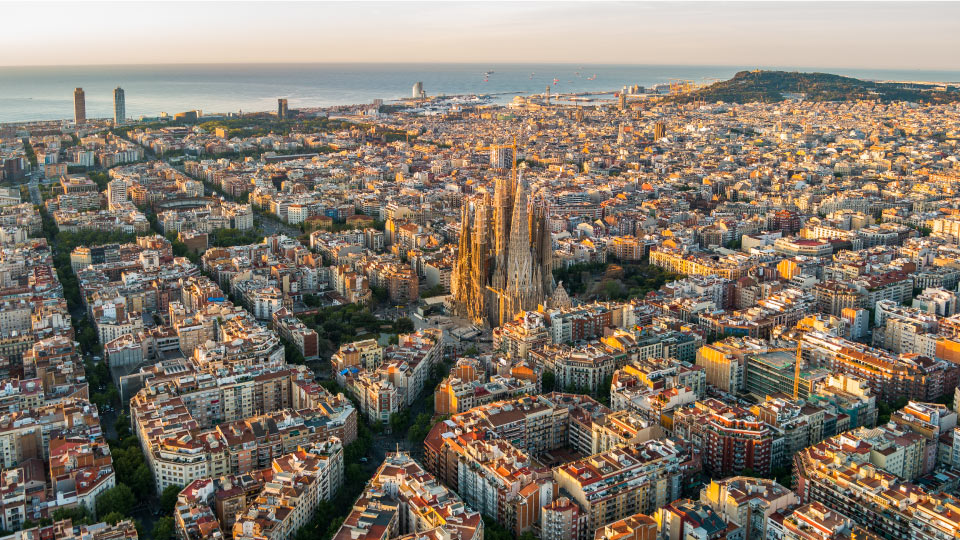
[598,374,613,404]
[370,286,389,304]
[392,317,415,334]
[152,517,175,540]
[129,463,155,495]
[115,413,132,440]
[389,410,409,434]
[421,284,446,298]
[96,484,135,518]
[542,371,556,393]
[102,512,126,525]
[160,484,183,515]
[283,339,305,365]
[52,505,92,525]
[78,326,100,355]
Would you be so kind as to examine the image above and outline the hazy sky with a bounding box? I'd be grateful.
[3,1,959,70]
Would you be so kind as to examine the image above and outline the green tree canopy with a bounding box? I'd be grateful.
[152,517,175,540]
[96,484,135,518]
[160,484,183,515]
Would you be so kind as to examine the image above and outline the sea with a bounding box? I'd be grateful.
[2,63,960,124]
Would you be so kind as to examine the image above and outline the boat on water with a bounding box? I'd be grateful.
[588,74,597,80]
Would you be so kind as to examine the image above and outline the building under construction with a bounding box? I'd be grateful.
[452,163,564,327]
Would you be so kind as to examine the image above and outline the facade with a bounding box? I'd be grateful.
[594,513,657,540]
[174,439,343,540]
[701,477,796,540]
[330,452,482,540]
[130,365,356,495]
[656,499,743,540]
[673,399,775,477]
[453,174,555,326]
[74,88,85,124]
[113,87,125,124]
[553,439,693,534]
[335,330,442,425]
[542,496,588,540]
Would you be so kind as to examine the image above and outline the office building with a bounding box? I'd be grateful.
[277,98,288,119]
[114,87,125,124]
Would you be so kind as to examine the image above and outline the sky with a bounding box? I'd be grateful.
[2,1,959,70]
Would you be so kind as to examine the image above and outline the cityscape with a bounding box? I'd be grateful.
[2,3,960,540]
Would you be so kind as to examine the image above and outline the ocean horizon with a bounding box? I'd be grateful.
[3,62,960,124]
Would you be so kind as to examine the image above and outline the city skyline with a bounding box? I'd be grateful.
[6,3,960,540]
[1,1,959,70]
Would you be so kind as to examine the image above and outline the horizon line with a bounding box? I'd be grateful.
[2,61,960,73]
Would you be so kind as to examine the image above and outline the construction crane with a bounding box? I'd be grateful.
[486,285,507,328]
[794,340,803,400]
[669,79,696,95]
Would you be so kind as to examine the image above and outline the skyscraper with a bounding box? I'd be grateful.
[452,169,557,327]
[113,87,125,124]
[413,82,425,99]
[74,88,86,124]
[277,98,289,119]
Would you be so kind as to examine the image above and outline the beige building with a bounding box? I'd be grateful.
[701,477,797,540]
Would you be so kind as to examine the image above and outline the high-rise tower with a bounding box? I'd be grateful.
[74,88,86,124]
[278,98,289,119]
[114,87,126,124]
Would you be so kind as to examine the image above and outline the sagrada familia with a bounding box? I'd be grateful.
[452,172,569,326]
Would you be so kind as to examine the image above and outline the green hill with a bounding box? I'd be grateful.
[669,70,960,104]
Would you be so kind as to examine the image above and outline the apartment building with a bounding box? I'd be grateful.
[542,496,588,540]
[433,356,539,415]
[793,428,926,539]
[232,440,344,540]
[673,399,775,477]
[553,439,694,534]
[456,438,554,536]
[330,453,482,540]
[655,499,743,540]
[336,330,441,426]
[609,358,703,429]
[2,519,138,540]
[130,366,356,494]
[493,310,551,360]
[800,330,958,402]
[593,513,657,540]
[174,439,343,540]
[701,477,797,540]
[529,340,629,395]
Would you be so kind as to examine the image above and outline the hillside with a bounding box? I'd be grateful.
[669,70,960,104]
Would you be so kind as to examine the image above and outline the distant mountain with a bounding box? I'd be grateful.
[669,70,960,104]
